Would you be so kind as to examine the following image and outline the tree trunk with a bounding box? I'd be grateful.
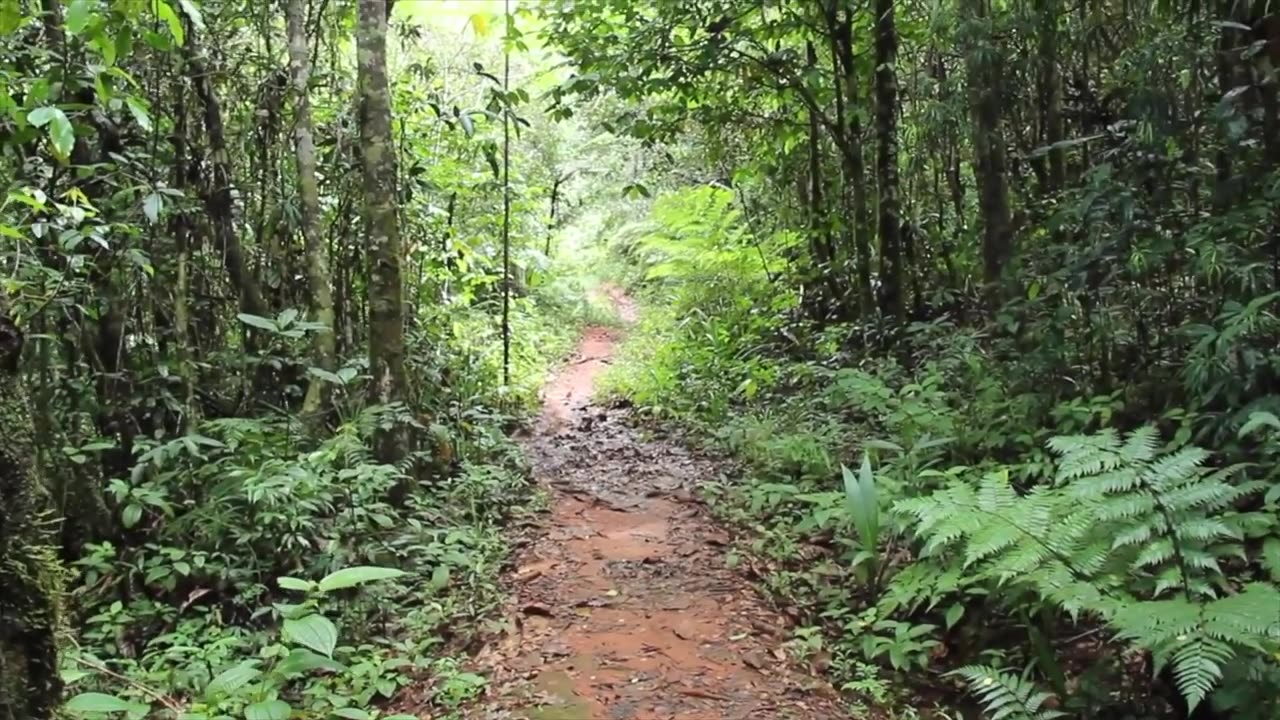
[171,81,197,428]
[0,299,64,720]
[1214,0,1242,210]
[805,40,845,322]
[969,0,1013,298]
[185,33,270,320]
[830,0,874,317]
[1037,0,1065,193]
[875,0,905,322]
[287,0,338,425]
[357,0,410,469]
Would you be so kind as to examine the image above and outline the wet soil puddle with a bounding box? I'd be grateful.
[467,288,844,720]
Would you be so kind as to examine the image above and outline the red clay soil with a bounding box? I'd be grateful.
[464,289,846,720]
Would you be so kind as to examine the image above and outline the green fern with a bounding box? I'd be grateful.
[949,665,1066,720]
[898,427,1279,711]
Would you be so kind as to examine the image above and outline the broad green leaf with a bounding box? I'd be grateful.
[277,576,313,592]
[0,0,27,34]
[142,193,163,223]
[205,661,261,698]
[863,439,904,453]
[237,313,277,331]
[65,693,135,714]
[317,565,407,593]
[1238,411,1280,439]
[177,0,204,30]
[282,613,338,657]
[275,647,346,675]
[429,564,450,590]
[122,503,142,528]
[152,0,183,44]
[307,367,345,385]
[126,97,152,131]
[49,109,75,159]
[27,106,58,127]
[245,700,290,720]
[65,0,93,34]
[61,668,92,683]
[332,709,371,720]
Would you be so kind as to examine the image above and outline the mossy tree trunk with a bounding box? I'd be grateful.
[287,0,338,426]
[0,298,64,720]
[357,0,411,473]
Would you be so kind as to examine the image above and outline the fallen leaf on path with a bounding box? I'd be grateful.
[515,567,544,583]
[676,687,732,702]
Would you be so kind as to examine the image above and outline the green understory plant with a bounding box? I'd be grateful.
[66,566,416,720]
[897,426,1280,712]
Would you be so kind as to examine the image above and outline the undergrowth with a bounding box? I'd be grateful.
[600,185,1280,719]
[60,278,594,720]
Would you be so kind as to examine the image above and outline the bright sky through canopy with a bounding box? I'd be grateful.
[395,0,515,32]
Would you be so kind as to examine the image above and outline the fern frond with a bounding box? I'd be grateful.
[1143,446,1210,491]
[1121,425,1160,464]
[949,665,1066,720]
[1167,636,1234,712]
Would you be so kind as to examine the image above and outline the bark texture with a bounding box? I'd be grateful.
[287,0,338,423]
[0,300,64,720]
[969,0,1013,293]
[875,0,904,322]
[185,33,270,319]
[357,0,410,467]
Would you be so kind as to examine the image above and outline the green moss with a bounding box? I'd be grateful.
[0,313,65,720]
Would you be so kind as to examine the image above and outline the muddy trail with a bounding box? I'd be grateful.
[466,290,847,720]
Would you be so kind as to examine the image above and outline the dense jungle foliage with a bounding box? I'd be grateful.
[2,0,1280,719]
[575,0,1280,717]
[1,1,623,718]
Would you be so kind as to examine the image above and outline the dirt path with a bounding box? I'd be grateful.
[461,288,847,720]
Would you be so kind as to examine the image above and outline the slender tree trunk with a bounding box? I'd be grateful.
[546,174,565,257]
[287,0,338,424]
[186,37,270,320]
[804,41,844,321]
[1038,0,1065,192]
[969,0,1013,298]
[172,81,197,428]
[1214,0,1242,210]
[0,299,64,720]
[831,0,874,316]
[357,0,410,469]
[875,0,905,322]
